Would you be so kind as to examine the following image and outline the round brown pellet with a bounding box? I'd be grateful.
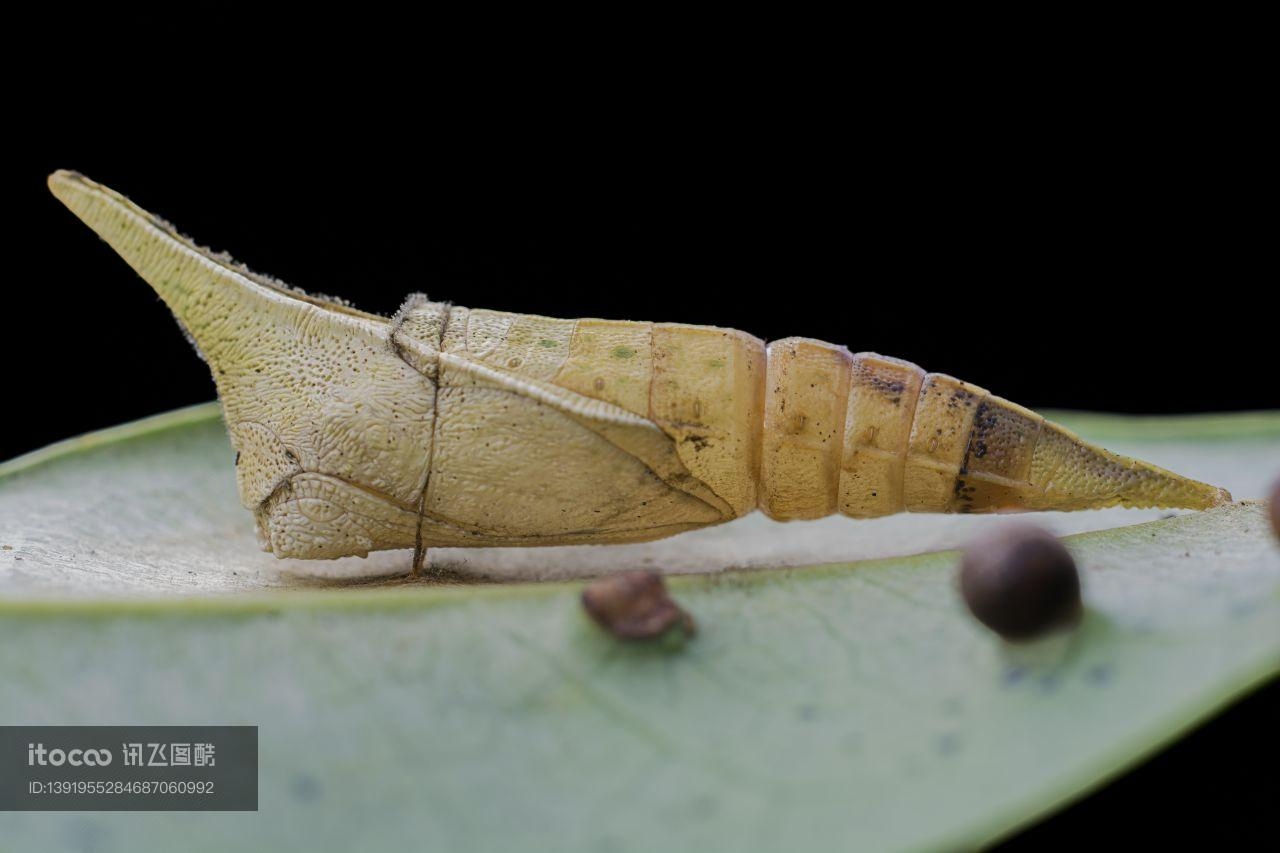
[959,524,1082,641]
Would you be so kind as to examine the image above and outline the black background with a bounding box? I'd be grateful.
[5,100,1275,460]
[5,79,1275,848]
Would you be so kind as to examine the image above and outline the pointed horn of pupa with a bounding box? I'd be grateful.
[46,169,383,360]
[46,170,435,530]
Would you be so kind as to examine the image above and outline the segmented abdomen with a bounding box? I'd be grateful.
[757,338,1226,518]
[760,340,1001,519]
[439,308,1003,520]
[434,308,1226,522]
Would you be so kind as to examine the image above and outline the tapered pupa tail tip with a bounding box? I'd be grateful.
[1029,417,1233,513]
[921,391,1236,516]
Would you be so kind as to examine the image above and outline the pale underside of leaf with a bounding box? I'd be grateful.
[1,404,1277,592]
[0,407,1277,852]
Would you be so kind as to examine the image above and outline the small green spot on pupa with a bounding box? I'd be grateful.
[539,339,558,348]
[613,346,636,359]
[708,358,725,368]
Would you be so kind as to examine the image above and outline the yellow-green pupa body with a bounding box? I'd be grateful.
[48,171,1230,561]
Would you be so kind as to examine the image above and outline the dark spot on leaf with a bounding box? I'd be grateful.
[291,773,322,802]
[1002,666,1028,686]
[1037,673,1061,693]
[1085,663,1113,686]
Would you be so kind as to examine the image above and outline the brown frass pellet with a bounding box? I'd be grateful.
[959,524,1082,641]
[581,570,696,641]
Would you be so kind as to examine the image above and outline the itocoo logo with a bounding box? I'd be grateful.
[27,743,113,766]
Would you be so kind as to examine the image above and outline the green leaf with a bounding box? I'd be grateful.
[1,406,1278,851]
